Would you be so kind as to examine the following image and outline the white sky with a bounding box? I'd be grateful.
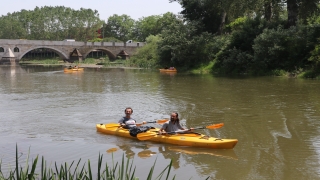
[0,0,182,21]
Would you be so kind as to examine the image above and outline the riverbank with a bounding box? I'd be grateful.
[73,64,143,69]
[19,61,143,69]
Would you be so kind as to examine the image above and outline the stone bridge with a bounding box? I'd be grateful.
[0,39,144,64]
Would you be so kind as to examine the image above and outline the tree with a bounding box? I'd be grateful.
[0,6,103,41]
[105,14,135,42]
[0,12,26,39]
[132,12,184,42]
[171,0,223,34]
[170,0,260,34]
[129,35,161,68]
[286,0,318,27]
[133,15,162,42]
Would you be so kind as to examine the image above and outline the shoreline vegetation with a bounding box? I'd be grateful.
[0,145,202,180]
[1,5,320,79]
[18,58,320,79]
[18,58,143,69]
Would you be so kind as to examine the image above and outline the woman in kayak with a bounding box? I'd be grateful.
[118,107,145,129]
[159,112,193,134]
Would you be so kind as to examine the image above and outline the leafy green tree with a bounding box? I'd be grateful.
[132,12,185,42]
[0,12,26,39]
[252,26,312,73]
[213,17,268,74]
[298,0,319,25]
[0,6,103,41]
[170,0,262,34]
[129,35,161,68]
[286,0,318,27]
[105,14,135,42]
[171,0,223,34]
[133,15,162,42]
[156,13,190,67]
[158,15,217,69]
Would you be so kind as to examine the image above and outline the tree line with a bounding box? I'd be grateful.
[0,6,102,41]
[0,6,178,43]
[150,0,320,77]
[1,2,320,77]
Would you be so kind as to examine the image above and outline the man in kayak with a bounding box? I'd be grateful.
[159,112,193,134]
[118,107,145,129]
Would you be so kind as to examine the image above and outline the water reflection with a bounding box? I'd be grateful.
[160,71,177,77]
[117,143,142,158]
[158,145,181,169]
[137,149,157,159]
[168,146,238,160]
[106,141,238,171]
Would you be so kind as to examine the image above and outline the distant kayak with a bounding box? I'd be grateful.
[96,123,238,149]
[159,68,177,72]
[64,67,84,72]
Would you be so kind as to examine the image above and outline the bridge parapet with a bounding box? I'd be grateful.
[0,39,144,64]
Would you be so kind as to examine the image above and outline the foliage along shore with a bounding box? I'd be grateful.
[2,3,320,79]
[18,56,320,79]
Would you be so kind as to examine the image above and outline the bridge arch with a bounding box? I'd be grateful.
[83,48,116,60]
[18,46,69,60]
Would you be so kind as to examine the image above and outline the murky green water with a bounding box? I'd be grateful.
[0,65,320,180]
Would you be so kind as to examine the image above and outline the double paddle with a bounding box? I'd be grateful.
[105,119,169,128]
[137,123,224,141]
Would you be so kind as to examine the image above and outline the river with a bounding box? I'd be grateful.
[0,65,320,180]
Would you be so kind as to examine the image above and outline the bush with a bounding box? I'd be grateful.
[252,26,311,74]
[214,47,253,74]
[213,17,266,74]
[128,35,161,68]
[299,70,320,79]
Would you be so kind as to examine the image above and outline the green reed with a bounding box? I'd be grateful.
[0,144,177,180]
[20,59,62,65]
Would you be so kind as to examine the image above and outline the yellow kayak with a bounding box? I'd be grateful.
[96,124,238,149]
[159,68,177,72]
[64,67,84,72]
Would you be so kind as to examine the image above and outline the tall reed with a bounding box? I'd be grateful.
[0,144,179,180]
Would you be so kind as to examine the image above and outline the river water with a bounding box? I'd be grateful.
[0,65,320,180]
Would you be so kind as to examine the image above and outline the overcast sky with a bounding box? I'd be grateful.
[0,0,182,20]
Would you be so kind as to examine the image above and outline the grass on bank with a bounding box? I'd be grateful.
[83,58,130,67]
[1,144,208,180]
[190,60,320,79]
[19,58,63,65]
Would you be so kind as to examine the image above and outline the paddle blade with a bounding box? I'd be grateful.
[105,123,120,128]
[137,132,158,141]
[156,119,169,124]
[205,123,224,129]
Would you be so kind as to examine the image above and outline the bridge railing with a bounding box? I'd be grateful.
[0,39,144,47]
